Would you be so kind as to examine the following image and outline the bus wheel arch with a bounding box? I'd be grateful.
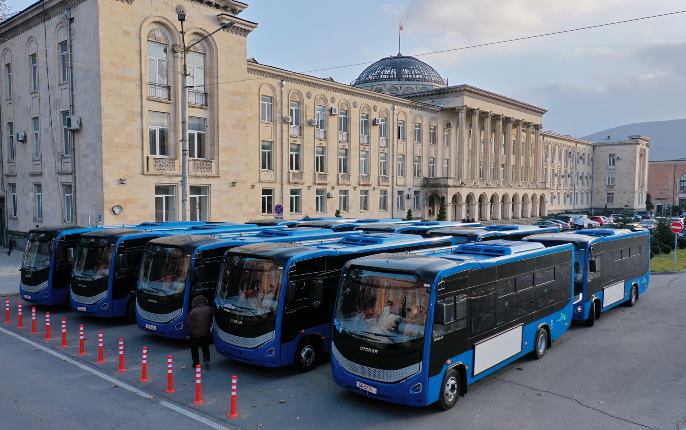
[532,325,549,359]
[626,283,639,307]
[294,335,322,372]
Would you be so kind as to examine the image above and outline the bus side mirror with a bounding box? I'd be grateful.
[589,260,597,273]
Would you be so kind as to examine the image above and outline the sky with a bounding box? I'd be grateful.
[7,0,686,137]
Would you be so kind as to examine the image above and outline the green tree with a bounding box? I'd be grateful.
[334,209,342,218]
[406,209,413,220]
[437,197,447,221]
[653,218,675,249]
[645,193,654,212]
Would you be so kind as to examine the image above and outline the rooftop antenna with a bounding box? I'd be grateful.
[398,21,403,55]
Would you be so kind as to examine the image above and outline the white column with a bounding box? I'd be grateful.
[495,115,503,183]
[458,107,468,180]
[471,109,480,183]
[504,118,512,183]
[515,121,523,186]
[483,112,492,183]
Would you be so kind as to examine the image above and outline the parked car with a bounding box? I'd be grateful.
[633,211,652,220]
[567,214,597,229]
[535,220,564,229]
[640,219,656,230]
[552,214,575,229]
[589,216,606,226]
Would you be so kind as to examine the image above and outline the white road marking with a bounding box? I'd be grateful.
[0,326,237,430]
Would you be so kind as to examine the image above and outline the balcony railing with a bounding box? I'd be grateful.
[338,173,350,185]
[338,131,348,142]
[359,175,371,186]
[379,175,390,186]
[316,129,326,140]
[188,89,207,106]
[315,172,328,184]
[379,137,387,147]
[360,134,369,145]
[289,171,304,184]
[290,125,301,137]
[148,83,170,100]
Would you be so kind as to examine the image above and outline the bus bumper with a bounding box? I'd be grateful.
[71,295,114,318]
[21,282,68,305]
[136,308,188,339]
[331,356,429,407]
[212,327,281,367]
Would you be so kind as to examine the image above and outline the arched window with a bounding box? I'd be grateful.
[147,27,170,100]
[187,35,206,106]
[680,174,686,193]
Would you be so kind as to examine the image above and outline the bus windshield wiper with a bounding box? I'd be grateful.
[224,303,258,317]
[360,330,399,344]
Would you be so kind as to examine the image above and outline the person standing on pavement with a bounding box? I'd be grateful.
[187,295,212,370]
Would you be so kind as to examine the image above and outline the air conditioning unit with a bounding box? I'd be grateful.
[16,131,27,143]
[307,119,317,126]
[616,156,622,161]
[445,122,453,129]
[326,192,334,198]
[372,118,380,126]
[329,107,338,116]
[282,115,292,123]
[67,116,82,131]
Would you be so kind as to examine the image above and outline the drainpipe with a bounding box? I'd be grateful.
[390,104,396,219]
[280,79,285,217]
[66,7,77,224]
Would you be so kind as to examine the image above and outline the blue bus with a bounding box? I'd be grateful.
[356,221,480,236]
[297,218,405,232]
[136,228,360,339]
[330,240,575,409]
[524,229,650,326]
[212,233,454,371]
[426,224,560,244]
[70,223,273,320]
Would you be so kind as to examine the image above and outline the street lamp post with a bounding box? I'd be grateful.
[176,7,232,221]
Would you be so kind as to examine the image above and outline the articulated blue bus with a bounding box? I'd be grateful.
[426,224,560,244]
[212,233,454,371]
[330,240,575,409]
[524,229,650,325]
[356,221,481,236]
[70,223,275,320]
[136,228,360,339]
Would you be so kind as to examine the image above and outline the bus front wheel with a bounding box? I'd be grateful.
[532,327,548,359]
[437,368,460,410]
[626,285,638,307]
[294,338,319,372]
[584,301,598,327]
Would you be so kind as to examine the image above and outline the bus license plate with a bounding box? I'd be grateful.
[76,306,86,312]
[356,381,377,394]
[145,324,157,331]
[23,294,31,300]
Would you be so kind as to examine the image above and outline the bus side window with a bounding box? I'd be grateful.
[433,294,466,338]
[588,256,599,279]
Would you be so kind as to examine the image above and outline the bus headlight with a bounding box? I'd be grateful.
[410,383,422,394]
[265,348,276,357]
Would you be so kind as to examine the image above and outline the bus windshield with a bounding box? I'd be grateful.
[217,256,283,316]
[138,246,190,296]
[73,239,113,280]
[335,269,429,344]
[23,233,53,271]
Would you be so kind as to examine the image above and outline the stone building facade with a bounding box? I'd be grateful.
[0,0,649,235]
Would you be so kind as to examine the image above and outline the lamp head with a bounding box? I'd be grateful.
[176,5,186,22]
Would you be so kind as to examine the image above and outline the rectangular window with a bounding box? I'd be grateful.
[9,184,17,218]
[147,41,168,99]
[397,120,406,141]
[607,172,615,186]
[59,41,69,82]
[289,189,302,214]
[4,63,11,98]
[289,101,301,136]
[261,189,274,214]
[338,190,349,212]
[359,150,369,175]
[62,184,74,223]
[148,111,169,156]
[379,189,388,211]
[7,122,14,161]
[188,117,206,159]
[359,190,369,211]
[360,114,369,142]
[608,153,616,167]
[338,109,349,141]
[338,148,349,174]
[397,154,405,177]
[315,188,326,213]
[490,161,495,180]
[190,185,209,221]
[32,117,40,160]
[414,156,422,178]
[187,51,206,105]
[29,53,38,92]
[33,184,43,220]
[429,157,436,178]
[261,141,273,171]
[61,111,72,156]
[413,190,421,210]
[443,127,450,146]
[314,146,326,173]
[429,126,437,145]
[260,95,273,122]
[443,158,450,177]
[396,190,404,211]
[155,185,176,221]
[606,193,614,204]
[289,143,301,171]
[379,152,388,176]
[414,123,422,143]
[315,105,327,132]
[379,117,388,139]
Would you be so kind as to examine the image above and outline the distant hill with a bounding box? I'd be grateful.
[583,118,686,161]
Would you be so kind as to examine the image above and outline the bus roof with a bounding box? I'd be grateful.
[428,224,559,239]
[345,240,573,282]
[229,233,452,264]
[524,228,647,247]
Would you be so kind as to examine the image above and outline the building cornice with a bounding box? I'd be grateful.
[541,131,593,146]
[247,62,441,114]
[403,84,548,116]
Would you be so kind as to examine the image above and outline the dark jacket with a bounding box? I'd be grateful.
[187,295,212,338]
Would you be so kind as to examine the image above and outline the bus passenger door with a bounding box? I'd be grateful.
[429,274,469,378]
[281,258,326,343]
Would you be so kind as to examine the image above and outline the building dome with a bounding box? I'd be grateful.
[352,54,447,96]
